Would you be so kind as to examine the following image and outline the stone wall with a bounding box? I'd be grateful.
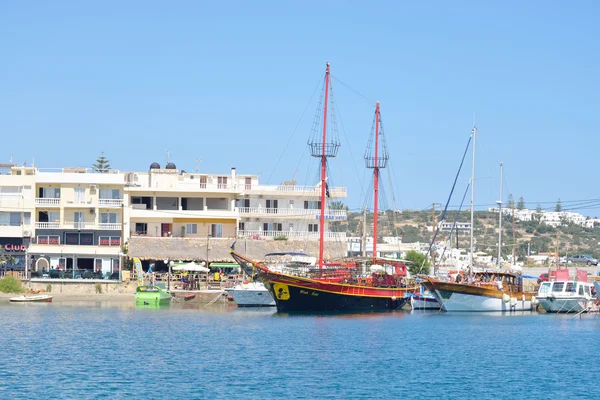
[128,237,348,262]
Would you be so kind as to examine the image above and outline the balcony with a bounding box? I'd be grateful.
[243,184,347,197]
[36,222,61,229]
[99,223,122,230]
[237,230,346,240]
[237,207,347,220]
[99,199,123,207]
[35,198,60,206]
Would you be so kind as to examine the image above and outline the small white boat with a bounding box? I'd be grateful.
[227,282,275,307]
[9,294,53,303]
[537,280,595,313]
[410,293,441,310]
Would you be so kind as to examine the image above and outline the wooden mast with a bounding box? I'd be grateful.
[318,62,331,270]
[372,102,380,262]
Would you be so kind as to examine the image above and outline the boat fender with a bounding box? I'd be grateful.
[510,297,517,306]
[502,294,510,303]
[391,295,397,301]
[531,296,538,305]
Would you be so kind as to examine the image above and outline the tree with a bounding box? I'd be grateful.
[534,204,543,223]
[507,194,515,208]
[330,201,348,211]
[92,152,111,173]
[555,198,562,212]
[517,196,525,210]
[404,250,430,275]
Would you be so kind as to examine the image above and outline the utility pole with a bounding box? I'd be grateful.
[361,206,367,258]
[512,199,516,265]
[555,229,560,269]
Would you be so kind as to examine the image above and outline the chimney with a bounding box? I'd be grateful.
[231,167,236,183]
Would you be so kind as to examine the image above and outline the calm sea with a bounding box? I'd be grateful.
[0,302,599,399]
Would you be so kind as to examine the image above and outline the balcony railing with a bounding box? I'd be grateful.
[35,222,61,229]
[237,230,346,240]
[99,199,123,207]
[243,185,347,196]
[35,198,60,206]
[99,223,122,230]
[237,207,347,219]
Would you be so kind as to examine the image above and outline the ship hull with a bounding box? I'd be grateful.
[538,298,594,313]
[410,294,440,310]
[422,279,535,312]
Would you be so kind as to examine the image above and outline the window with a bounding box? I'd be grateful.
[263,223,282,232]
[211,224,223,237]
[95,259,103,271]
[186,224,198,234]
[266,200,278,213]
[74,187,86,203]
[245,177,252,189]
[39,187,60,198]
[23,212,31,226]
[74,212,84,229]
[112,259,120,272]
[308,224,318,232]
[0,212,22,226]
[135,223,148,234]
[538,282,551,295]
[238,222,245,231]
[0,186,21,199]
[217,176,228,189]
[552,282,564,293]
[100,212,118,224]
[565,282,575,293]
[99,189,121,199]
[304,200,321,209]
[579,285,585,296]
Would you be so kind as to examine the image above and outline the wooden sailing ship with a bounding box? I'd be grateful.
[421,127,537,312]
[230,62,417,312]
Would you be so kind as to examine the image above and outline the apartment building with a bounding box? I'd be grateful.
[0,161,349,279]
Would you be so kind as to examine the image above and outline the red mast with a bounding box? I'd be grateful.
[308,62,339,271]
[365,101,388,263]
[372,102,380,262]
[318,63,330,269]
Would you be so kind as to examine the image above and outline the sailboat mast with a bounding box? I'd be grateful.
[497,162,503,269]
[318,62,331,269]
[469,126,477,274]
[372,102,380,262]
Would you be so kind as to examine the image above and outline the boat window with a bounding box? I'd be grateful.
[584,286,590,295]
[565,282,575,293]
[539,282,552,295]
[579,285,585,296]
[552,282,564,293]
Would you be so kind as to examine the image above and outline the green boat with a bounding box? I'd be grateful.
[135,285,172,305]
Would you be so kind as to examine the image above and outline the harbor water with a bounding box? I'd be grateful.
[0,302,599,399]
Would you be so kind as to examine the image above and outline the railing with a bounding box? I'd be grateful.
[244,185,347,196]
[35,198,60,206]
[35,222,61,229]
[237,230,346,240]
[98,223,122,230]
[174,181,236,191]
[237,207,347,219]
[99,199,123,207]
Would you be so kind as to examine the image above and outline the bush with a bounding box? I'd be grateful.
[0,276,25,293]
[273,235,288,241]
[46,284,52,293]
[95,282,103,294]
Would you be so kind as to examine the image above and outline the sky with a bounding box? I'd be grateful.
[1,1,600,215]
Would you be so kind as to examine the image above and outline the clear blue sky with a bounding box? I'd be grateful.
[2,1,599,215]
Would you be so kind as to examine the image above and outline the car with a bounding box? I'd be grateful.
[567,254,599,266]
[537,273,549,284]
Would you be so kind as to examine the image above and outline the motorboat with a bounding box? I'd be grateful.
[227,281,275,307]
[9,294,53,303]
[135,285,172,305]
[537,270,595,313]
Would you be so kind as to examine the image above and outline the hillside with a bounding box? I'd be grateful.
[339,210,600,260]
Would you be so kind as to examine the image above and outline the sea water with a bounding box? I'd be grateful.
[0,302,599,399]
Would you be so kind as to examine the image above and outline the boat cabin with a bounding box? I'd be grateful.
[538,281,593,298]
